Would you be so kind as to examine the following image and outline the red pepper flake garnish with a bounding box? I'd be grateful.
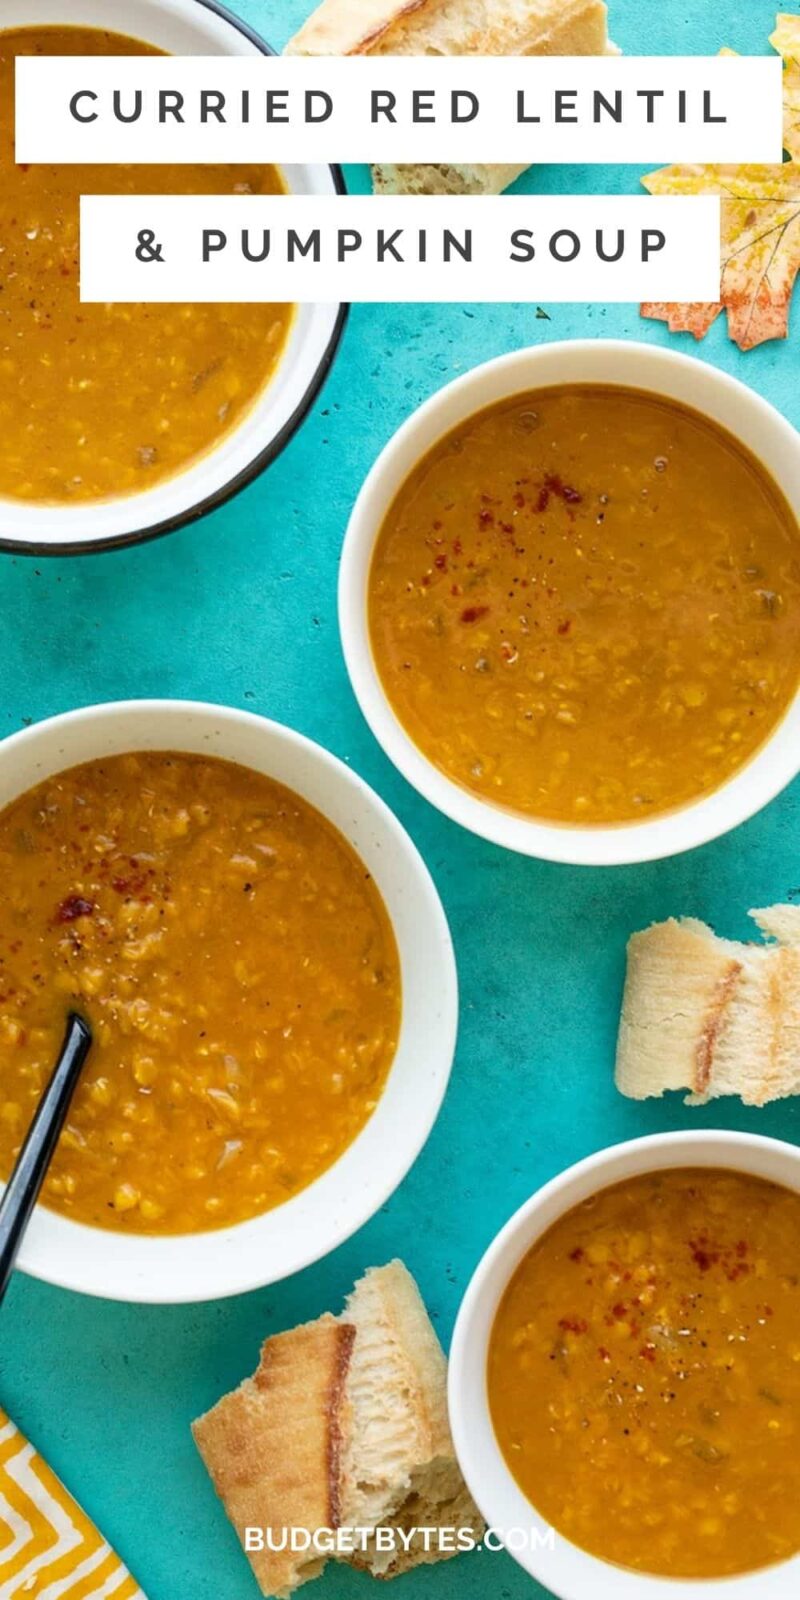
[432,519,443,531]
[558,1317,588,1335]
[568,1246,584,1262]
[57,895,94,923]
[478,508,494,527]
[538,474,583,511]
[557,619,572,635]
[598,1346,611,1362]
[513,491,526,509]
[434,553,448,571]
[460,605,490,625]
[547,473,582,504]
[111,875,148,897]
[612,1302,627,1320]
[639,1343,657,1363]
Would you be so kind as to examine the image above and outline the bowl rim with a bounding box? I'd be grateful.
[448,1129,800,1600]
[338,338,800,867]
[0,698,458,1302]
[0,0,348,559]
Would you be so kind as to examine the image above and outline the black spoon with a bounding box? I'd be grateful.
[0,1012,92,1306]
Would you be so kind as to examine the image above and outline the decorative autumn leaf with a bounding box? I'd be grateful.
[772,13,800,157]
[641,14,800,350]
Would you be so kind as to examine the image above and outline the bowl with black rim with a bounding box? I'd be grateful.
[0,0,346,556]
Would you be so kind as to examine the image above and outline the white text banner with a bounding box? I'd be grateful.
[19,55,782,166]
[79,194,722,304]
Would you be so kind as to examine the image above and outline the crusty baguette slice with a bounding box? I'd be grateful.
[339,1260,483,1577]
[286,0,610,59]
[192,1316,355,1599]
[615,907,800,1106]
[192,1264,481,1596]
[285,0,617,197]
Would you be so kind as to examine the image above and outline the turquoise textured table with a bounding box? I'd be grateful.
[1,2,799,1597]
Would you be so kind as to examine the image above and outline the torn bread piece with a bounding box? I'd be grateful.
[615,906,800,1106]
[193,1263,482,1597]
[192,1316,355,1599]
[340,1260,482,1577]
[285,0,618,197]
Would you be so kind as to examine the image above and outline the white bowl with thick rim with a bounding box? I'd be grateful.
[449,1129,800,1600]
[0,699,457,1302]
[0,0,345,556]
[339,341,800,867]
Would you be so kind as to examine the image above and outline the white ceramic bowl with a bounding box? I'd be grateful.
[339,340,800,866]
[449,1130,800,1600]
[0,0,345,556]
[0,700,457,1302]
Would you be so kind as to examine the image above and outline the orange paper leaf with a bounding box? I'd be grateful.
[641,15,800,350]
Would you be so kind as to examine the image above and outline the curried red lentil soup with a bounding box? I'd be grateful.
[0,26,293,503]
[488,1168,800,1578]
[0,752,401,1234]
[368,386,800,824]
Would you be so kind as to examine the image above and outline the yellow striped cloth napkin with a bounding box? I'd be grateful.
[0,1409,146,1599]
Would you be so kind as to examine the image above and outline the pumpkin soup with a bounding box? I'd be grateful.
[489,1168,800,1578]
[368,386,800,824]
[0,752,400,1234]
[0,26,292,503]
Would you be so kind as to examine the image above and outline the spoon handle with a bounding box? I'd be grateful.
[0,1013,92,1306]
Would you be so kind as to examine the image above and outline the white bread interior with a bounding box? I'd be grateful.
[339,1260,482,1576]
[285,0,618,196]
[615,906,800,1106]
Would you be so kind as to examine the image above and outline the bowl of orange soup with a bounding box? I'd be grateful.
[0,0,344,554]
[340,342,800,865]
[0,700,456,1301]
[449,1130,800,1600]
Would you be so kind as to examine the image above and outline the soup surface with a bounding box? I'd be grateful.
[488,1168,800,1578]
[0,26,292,503]
[369,387,800,824]
[0,752,400,1234]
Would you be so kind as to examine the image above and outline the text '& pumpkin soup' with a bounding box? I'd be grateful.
[0,752,401,1234]
[0,26,293,503]
[368,387,800,824]
[488,1168,800,1578]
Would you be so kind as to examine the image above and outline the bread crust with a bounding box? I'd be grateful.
[695,959,743,1095]
[192,1316,355,1598]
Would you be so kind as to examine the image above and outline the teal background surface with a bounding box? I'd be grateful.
[1,1,799,1596]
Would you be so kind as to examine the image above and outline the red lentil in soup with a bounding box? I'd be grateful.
[0,752,401,1234]
[368,386,800,824]
[0,26,293,503]
[488,1168,800,1577]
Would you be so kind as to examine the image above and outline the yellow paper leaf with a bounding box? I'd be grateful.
[641,14,800,349]
[772,13,800,156]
